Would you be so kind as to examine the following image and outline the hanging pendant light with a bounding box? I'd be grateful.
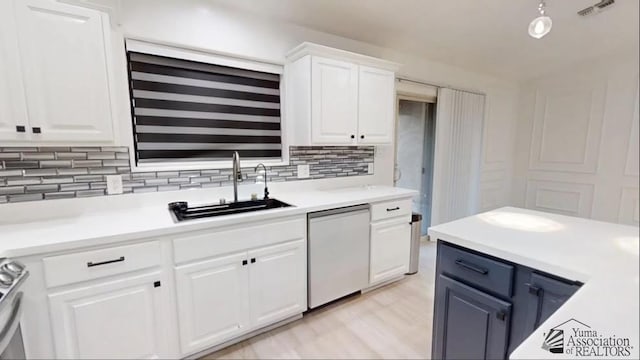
[528,0,552,39]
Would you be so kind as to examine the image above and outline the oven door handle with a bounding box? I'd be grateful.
[0,292,23,342]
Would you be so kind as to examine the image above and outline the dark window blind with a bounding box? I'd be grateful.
[127,52,282,164]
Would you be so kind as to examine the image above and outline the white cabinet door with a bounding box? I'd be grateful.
[370,218,411,285]
[15,0,114,142]
[0,0,29,142]
[174,251,250,355]
[311,56,358,144]
[357,66,395,144]
[248,239,306,327]
[48,272,171,359]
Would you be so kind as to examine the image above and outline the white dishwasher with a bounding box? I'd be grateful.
[308,204,370,309]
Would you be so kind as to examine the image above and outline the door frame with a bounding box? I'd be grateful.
[393,93,438,236]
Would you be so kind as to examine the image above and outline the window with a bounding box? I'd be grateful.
[126,46,283,168]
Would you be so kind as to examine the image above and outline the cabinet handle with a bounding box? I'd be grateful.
[250,258,256,264]
[87,256,125,268]
[154,281,161,288]
[350,134,355,139]
[454,259,488,275]
[242,260,248,266]
[526,283,542,296]
[496,310,507,321]
[16,126,26,133]
[386,207,400,212]
[32,127,41,134]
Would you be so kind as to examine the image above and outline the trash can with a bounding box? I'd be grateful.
[407,212,423,274]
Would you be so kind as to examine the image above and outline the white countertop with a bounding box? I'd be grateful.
[0,185,416,258]
[429,206,639,359]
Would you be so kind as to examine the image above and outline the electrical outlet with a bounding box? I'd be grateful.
[106,175,123,194]
[367,163,374,174]
[297,164,310,179]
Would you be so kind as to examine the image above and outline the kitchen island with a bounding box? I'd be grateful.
[429,207,639,359]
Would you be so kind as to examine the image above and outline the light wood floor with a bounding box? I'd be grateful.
[204,241,436,359]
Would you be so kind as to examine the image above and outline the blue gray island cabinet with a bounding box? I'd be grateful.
[432,241,582,360]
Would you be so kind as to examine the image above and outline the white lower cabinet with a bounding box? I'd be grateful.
[48,271,171,359]
[248,240,306,327]
[369,217,411,285]
[174,239,306,355]
[174,251,250,355]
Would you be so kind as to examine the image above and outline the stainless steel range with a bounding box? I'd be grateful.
[0,258,28,360]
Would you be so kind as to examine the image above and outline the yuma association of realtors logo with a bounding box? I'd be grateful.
[542,319,634,357]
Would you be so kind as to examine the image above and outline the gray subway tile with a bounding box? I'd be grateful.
[6,178,41,186]
[24,169,57,177]
[0,186,25,195]
[145,178,168,186]
[168,177,190,184]
[76,189,106,197]
[117,167,131,174]
[74,175,104,182]
[5,147,37,152]
[38,147,69,152]
[115,152,130,160]
[22,152,55,160]
[25,184,59,193]
[4,161,38,169]
[88,167,117,175]
[90,182,107,190]
[102,160,130,167]
[60,183,90,191]
[101,146,128,153]
[72,160,102,168]
[0,170,24,177]
[41,177,74,184]
[8,193,43,202]
[40,160,72,168]
[156,171,179,178]
[0,153,20,160]
[190,176,211,183]
[57,168,88,176]
[158,185,180,192]
[87,152,115,160]
[133,186,157,193]
[132,172,156,180]
[0,195,6,203]
[71,147,101,152]
[56,152,87,160]
[44,192,75,200]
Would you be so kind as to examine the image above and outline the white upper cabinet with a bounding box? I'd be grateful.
[357,66,395,144]
[0,1,29,141]
[0,0,115,144]
[286,42,399,146]
[15,0,114,142]
[310,56,359,144]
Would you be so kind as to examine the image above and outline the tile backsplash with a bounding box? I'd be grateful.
[0,146,374,203]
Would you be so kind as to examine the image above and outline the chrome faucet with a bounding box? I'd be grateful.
[255,163,269,200]
[232,151,242,202]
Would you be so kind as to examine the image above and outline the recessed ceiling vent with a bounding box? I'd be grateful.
[578,0,615,17]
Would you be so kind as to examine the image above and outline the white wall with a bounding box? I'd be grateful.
[108,0,519,208]
[512,51,639,226]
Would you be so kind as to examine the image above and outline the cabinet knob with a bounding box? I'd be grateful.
[360,135,365,139]
[350,135,355,139]
[250,258,256,264]
[526,283,542,296]
[16,126,25,133]
[496,310,507,321]
[242,260,248,266]
[32,127,41,134]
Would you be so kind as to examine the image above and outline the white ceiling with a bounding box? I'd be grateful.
[212,0,639,80]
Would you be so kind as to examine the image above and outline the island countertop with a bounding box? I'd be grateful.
[428,206,639,359]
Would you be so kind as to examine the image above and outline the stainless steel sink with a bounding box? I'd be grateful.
[168,198,292,222]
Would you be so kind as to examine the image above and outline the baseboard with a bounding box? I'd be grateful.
[186,313,303,359]
[361,274,405,293]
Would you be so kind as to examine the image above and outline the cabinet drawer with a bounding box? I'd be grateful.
[173,216,306,264]
[438,242,514,297]
[370,198,412,222]
[43,241,161,288]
